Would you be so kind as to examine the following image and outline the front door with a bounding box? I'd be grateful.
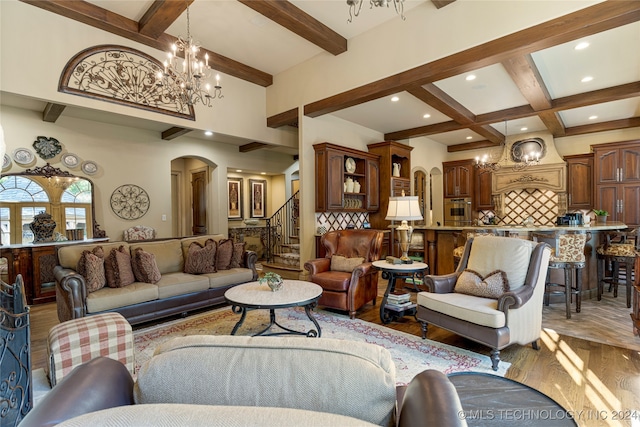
[192,170,207,235]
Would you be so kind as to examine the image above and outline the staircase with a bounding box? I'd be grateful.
[262,191,301,279]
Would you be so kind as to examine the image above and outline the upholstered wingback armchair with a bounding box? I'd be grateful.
[304,229,384,319]
[417,235,551,371]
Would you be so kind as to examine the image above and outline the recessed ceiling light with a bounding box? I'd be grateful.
[391,96,399,102]
[581,76,593,83]
[236,169,242,172]
[423,113,431,119]
[589,115,598,120]
[465,75,476,81]
[575,41,590,50]
[204,131,213,136]
[261,172,267,175]
[466,136,473,140]
[520,127,528,131]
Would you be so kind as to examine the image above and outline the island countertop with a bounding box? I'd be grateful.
[413,222,628,232]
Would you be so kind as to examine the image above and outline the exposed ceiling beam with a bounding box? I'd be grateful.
[162,126,191,140]
[431,0,457,9]
[564,117,640,137]
[138,0,191,39]
[407,84,504,144]
[267,108,299,128]
[237,0,347,56]
[239,142,269,153]
[42,102,66,123]
[447,140,501,153]
[502,54,566,136]
[304,2,640,118]
[19,0,273,87]
[385,81,640,140]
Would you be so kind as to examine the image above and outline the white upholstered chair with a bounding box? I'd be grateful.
[417,235,551,371]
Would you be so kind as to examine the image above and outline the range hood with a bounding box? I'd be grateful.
[491,132,567,216]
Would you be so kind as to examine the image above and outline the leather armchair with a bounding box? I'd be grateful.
[304,229,384,319]
[417,236,551,371]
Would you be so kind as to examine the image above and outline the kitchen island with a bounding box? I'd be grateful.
[414,222,628,300]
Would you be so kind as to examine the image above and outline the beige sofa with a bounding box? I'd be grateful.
[20,336,467,427]
[54,234,258,325]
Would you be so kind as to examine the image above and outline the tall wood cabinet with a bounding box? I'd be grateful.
[565,153,594,210]
[313,143,380,212]
[474,169,493,210]
[443,160,474,198]
[593,140,640,226]
[367,141,413,229]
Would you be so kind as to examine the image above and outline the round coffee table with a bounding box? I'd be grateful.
[224,280,323,337]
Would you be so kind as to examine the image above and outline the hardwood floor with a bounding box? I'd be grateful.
[28,278,640,427]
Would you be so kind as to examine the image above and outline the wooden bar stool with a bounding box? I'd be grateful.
[596,229,638,308]
[533,231,589,319]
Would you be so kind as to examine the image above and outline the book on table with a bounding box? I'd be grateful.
[385,302,417,312]
[387,291,410,304]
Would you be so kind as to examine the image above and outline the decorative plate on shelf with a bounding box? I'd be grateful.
[2,154,12,170]
[81,160,99,175]
[345,157,356,173]
[61,153,80,169]
[110,184,150,220]
[13,148,35,166]
[33,136,62,160]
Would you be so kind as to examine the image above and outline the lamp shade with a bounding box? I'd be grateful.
[385,196,423,221]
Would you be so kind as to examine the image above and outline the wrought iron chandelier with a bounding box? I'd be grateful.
[474,120,541,172]
[156,3,222,110]
[346,0,406,22]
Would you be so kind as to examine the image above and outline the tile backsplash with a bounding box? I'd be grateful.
[315,212,369,234]
[479,188,559,226]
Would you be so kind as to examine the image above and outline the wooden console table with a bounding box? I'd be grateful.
[0,238,108,305]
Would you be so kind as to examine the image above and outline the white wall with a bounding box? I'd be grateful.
[298,114,384,270]
[0,0,295,149]
[1,105,296,239]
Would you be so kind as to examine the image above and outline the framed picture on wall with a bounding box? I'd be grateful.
[249,179,266,218]
[227,178,243,219]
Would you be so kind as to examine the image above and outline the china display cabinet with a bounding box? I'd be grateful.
[313,143,380,212]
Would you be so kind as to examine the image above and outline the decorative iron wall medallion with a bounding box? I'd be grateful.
[110,184,150,220]
[59,45,195,120]
[33,136,62,160]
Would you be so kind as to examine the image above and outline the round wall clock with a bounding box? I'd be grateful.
[345,157,356,173]
[110,184,150,220]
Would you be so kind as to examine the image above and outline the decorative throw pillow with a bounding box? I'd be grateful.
[216,239,234,271]
[229,242,246,268]
[454,269,509,299]
[132,248,162,284]
[105,246,135,288]
[78,250,106,293]
[76,246,104,277]
[330,255,365,273]
[184,240,217,274]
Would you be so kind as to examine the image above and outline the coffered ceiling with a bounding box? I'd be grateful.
[12,0,640,152]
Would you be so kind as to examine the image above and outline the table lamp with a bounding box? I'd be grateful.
[385,193,423,263]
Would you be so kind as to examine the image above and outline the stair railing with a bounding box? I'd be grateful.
[265,190,299,263]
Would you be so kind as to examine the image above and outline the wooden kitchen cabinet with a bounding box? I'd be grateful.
[593,140,640,225]
[313,142,380,213]
[474,169,493,210]
[443,160,473,198]
[367,141,413,257]
[565,153,594,210]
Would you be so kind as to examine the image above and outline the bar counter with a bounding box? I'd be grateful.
[413,222,629,300]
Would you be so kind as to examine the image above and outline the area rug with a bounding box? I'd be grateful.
[134,306,509,384]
